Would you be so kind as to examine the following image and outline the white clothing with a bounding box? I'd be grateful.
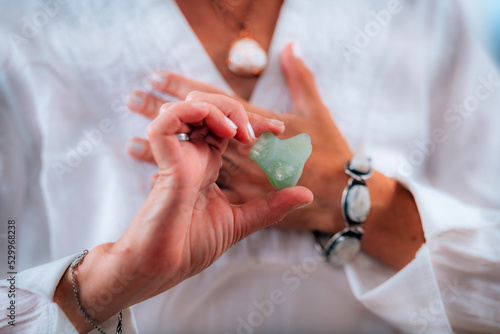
[0,0,499,333]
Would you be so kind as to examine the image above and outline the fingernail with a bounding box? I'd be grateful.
[159,104,169,114]
[192,102,207,107]
[292,41,303,59]
[225,117,238,130]
[151,72,166,87]
[127,91,145,109]
[246,122,256,139]
[127,140,145,154]
[267,118,284,127]
[294,202,311,210]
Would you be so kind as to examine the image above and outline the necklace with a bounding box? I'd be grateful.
[214,0,268,77]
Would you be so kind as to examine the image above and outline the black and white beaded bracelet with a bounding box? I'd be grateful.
[315,155,372,265]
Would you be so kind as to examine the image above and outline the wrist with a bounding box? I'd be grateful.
[361,172,425,269]
[364,171,398,223]
[314,153,425,269]
[315,155,372,264]
[54,245,126,333]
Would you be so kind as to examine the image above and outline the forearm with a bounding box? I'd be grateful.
[53,184,195,333]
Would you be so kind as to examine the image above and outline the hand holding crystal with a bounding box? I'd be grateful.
[54,94,313,332]
[126,44,425,270]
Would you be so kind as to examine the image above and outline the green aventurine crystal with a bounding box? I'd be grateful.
[249,132,313,189]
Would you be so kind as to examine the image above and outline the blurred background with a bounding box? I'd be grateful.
[461,0,500,66]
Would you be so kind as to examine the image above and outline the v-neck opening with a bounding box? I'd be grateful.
[169,0,290,103]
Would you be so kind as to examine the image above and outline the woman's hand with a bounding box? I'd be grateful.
[125,43,425,272]
[54,93,313,333]
[127,44,353,234]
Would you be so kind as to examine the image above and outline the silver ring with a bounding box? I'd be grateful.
[176,133,189,141]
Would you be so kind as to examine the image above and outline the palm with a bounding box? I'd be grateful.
[181,185,235,278]
[149,128,236,277]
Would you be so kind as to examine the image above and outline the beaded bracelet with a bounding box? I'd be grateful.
[314,155,373,265]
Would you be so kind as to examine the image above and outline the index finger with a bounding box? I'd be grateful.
[186,91,285,139]
[151,71,225,100]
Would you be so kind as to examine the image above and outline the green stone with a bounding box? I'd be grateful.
[249,132,312,189]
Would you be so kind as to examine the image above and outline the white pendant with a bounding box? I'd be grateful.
[227,37,268,76]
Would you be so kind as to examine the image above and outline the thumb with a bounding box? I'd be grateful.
[232,186,314,243]
[280,42,323,115]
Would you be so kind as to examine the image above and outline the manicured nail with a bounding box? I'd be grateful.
[151,72,166,87]
[127,91,145,109]
[246,122,256,139]
[292,41,303,59]
[294,202,311,210]
[225,117,238,130]
[267,118,284,127]
[127,140,145,154]
[159,104,171,114]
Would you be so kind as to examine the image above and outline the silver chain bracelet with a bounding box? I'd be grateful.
[70,250,123,334]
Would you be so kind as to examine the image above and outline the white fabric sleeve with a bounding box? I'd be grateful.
[345,184,500,333]
[344,1,500,333]
[0,254,138,333]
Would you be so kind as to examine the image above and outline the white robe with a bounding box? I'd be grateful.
[0,0,499,333]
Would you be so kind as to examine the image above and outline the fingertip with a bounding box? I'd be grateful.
[281,42,294,67]
[247,112,285,138]
[246,122,256,140]
[224,116,239,138]
[267,118,285,136]
[291,41,304,60]
[225,116,238,130]
[267,118,285,127]
[292,186,314,206]
[126,137,145,157]
[127,90,146,111]
[150,71,167,89]
[159,103,171,114]
[283,42,305,66]
[277,185,314,206]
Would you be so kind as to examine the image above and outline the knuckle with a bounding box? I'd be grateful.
[235,100,245,112]
[231,100,246,118]
[146,123,158,139]
[159,102,172,113]
[185,90,202,101]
